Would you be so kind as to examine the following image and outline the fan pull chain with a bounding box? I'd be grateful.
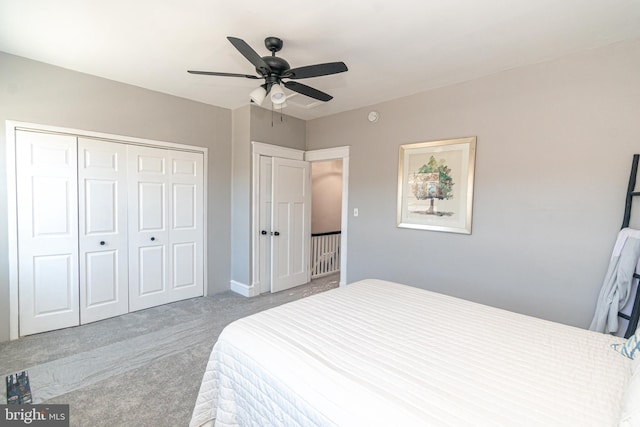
[269,102,285,127]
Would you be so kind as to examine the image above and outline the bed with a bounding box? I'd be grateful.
[190,279,637,426]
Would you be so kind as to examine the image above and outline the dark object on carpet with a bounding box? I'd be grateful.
[6,371,32,404]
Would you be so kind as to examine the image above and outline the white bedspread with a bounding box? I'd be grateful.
[191,279,631,426]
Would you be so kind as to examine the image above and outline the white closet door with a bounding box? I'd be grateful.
[127,146,204,310]
[271,157,311,293]
[16,131,80,335]
[78,138,129,323]
[168,150,204,301]
[127,145,170,311]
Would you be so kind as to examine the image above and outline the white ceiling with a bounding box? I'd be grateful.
[1,0,639,120]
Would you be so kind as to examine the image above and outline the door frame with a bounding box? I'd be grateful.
[6,120,208,340]
[249,142,304,297]
[305,146,350,287]
[248,142,349,297]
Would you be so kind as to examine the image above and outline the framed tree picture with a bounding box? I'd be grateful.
[397,137,476,234]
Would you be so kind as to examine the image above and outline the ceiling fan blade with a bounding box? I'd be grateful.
[287,62,348,79]
[227,36,271,75]
[187,70,260,79]
[284,81,333,102]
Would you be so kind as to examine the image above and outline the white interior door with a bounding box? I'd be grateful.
[128,145,170,311]
[258,156,272,294]
[78,138,129,323]
[167,150,204,302]
[271,157,311,293]
[16,131,80,335]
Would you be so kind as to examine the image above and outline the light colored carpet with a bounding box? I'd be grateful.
[0,274,339,427]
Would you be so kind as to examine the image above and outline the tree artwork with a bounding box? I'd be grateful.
[410,155,454,215]
[398,137,475,233]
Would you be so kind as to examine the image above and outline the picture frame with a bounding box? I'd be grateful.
[397,137,476,234]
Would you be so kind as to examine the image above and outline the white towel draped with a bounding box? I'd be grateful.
[590,228,640,334]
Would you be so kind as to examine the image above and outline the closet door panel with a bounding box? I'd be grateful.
[78,138,129,324]
[173,242,196,287]
[85,180,117,233]
[139,182,166,230]
[128,145,170,311]
[168,150,204,300]
[16,131,80,335]
[85,251,118,304]
[138,246,166,294]
[32,177,73,235]
[32,255,74,313]
[173,184,196,228]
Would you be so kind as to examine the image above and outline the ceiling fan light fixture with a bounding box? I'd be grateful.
[188,36,347,106]
[269,83,287,104]
[249,85,267,105]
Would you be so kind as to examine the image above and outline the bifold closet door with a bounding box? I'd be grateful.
[127,146,204,311]
[169,150,205,302]
[16,131,80,336]
[78,138,129,324]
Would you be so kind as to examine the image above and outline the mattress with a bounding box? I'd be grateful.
[190,279,631,426]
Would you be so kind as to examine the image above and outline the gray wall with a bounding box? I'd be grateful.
[231,106,251,285]
[250,105,306,150]
[229,104,306,287]
[306,40,640,328]
[0,52,232,342]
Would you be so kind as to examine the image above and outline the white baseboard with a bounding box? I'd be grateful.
[230,280,258,297]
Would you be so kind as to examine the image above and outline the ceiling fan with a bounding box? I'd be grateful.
[188,36,348,108]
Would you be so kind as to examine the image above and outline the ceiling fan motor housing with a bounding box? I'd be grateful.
[261,37,289,77]
[261,56,290,76]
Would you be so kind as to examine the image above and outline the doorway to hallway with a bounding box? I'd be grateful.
[251,143,350,297]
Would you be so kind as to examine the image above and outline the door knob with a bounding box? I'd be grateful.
[273,231,280,236]
[261,230,267,235]
[150,237,156,241]
[100,241,106,246]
